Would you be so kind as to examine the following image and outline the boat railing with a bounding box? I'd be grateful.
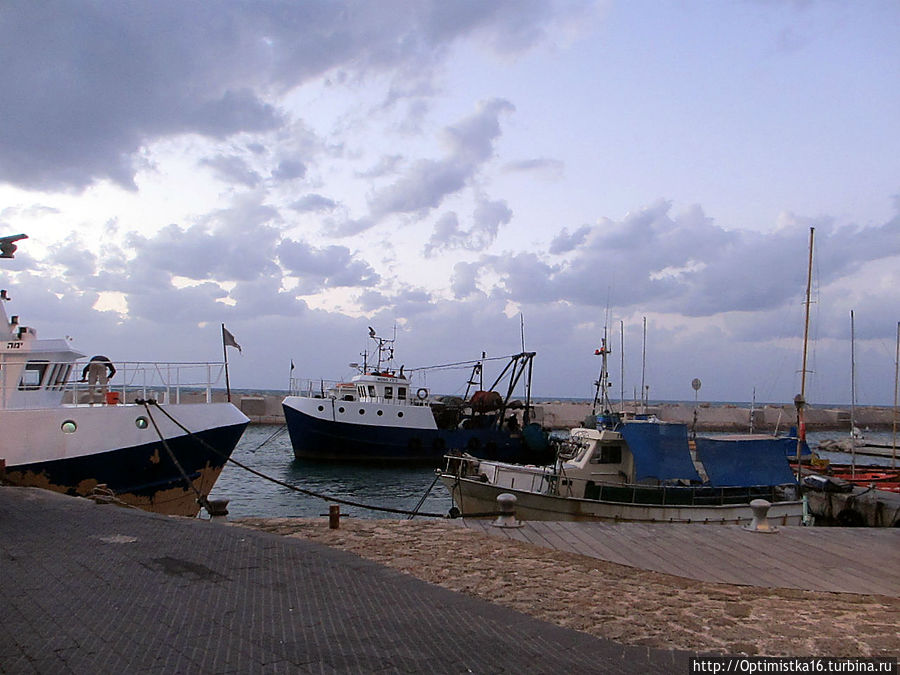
[67,360,227,406]
[445,456,794,506]
[288,376,429,406]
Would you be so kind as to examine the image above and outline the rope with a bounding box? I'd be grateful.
[140,400,211,512]
[145,400,450,519]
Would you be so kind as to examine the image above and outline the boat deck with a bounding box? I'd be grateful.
[461,519,900,597]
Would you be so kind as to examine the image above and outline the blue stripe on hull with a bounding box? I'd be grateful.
[283,404,551,465]
[5,422,248,515]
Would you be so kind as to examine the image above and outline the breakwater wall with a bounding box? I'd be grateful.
[221,393,895,432]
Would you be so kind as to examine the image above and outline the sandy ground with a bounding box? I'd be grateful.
[235,517,899,658]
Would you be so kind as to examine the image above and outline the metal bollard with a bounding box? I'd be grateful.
[743,498,778,533]
[492,493,523,528]
[329,504,340,529]
[206,499,230,521]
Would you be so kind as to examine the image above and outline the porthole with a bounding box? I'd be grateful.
[358,408,365,415]
[338,407,345,414]
[397,411,404,418]
[61,420,77,434]
[317,405,325,412]
[377,410,383,416]
[135,417,149,430]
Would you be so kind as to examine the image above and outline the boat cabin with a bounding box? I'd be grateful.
[351,372,413,404]
[0,293,84,410]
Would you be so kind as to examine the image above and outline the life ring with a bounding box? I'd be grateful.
[416,387,429,400]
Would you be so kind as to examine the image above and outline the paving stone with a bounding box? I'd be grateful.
[0,486,689,673]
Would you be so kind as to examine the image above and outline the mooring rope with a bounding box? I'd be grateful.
[144,400,451,519]
[140,400,212,512]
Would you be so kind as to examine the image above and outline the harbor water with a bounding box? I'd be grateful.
[208,425,897,520]
[208,424,453,519]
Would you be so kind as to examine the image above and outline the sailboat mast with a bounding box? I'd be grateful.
[850,309,857,478]
[799,227,814,405]
[850,310,856,434]
[795,226,814,487]
[620,320,625,411]
[893,321,899,470]
[641,316,647,412]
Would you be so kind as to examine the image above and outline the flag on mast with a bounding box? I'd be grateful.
[223,326,242,353]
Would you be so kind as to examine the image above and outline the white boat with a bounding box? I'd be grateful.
[439,337,803,525]
[439,418,804,525]
[282,329,553,465]
[0,235,249,517]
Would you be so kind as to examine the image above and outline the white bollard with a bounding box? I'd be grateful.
[492,493,524,528]
[743,498,778,533]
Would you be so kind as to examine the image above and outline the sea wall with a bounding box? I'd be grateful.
[222,393,896,432]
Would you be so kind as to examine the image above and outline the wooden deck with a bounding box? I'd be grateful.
[460,520,900,597]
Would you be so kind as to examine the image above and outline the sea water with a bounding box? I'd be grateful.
[208,425,898,520]
[207,424,453,519]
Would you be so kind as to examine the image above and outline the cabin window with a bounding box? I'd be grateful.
[591,445,622,464]
[357,386,366,398]
[384,386,393,400]
[50,363,72,390]
[397,387,407,400]
[19,360,49,390]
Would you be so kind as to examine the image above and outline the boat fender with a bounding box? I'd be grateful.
[416,387,428,400]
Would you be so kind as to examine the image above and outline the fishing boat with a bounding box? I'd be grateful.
[439,335,804,525]
[0,235,250,517]
[282,329,553,465]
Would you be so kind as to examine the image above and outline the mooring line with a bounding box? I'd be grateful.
[143,400,450,519]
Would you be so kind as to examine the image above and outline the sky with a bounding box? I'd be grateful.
[1,0,899,407]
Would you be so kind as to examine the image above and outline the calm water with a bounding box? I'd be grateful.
[207,425,453,519]
[207,425,898,520]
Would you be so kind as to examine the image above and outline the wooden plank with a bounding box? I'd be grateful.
[460,519,900,596]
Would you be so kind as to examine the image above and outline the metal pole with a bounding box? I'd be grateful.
[795,227,814,488]
[893,321,899,470]
[221,323,231,403]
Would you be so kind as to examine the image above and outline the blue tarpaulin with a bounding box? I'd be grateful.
[695,436,798,487]
[619,422,702,483]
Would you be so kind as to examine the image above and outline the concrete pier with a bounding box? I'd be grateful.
[0,486,687,672]
[226,391,894,431]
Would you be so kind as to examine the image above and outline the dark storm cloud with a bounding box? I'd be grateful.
[0,1,583,192]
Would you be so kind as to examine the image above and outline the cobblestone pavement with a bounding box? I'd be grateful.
[0,487,691,673]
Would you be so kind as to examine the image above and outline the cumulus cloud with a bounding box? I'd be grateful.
[0,1,582,192]
[289,194,338,213]
[477,200,900,324]
[369,99,515,220]
[424,197,512,256]
[199,154,262,188]
[549,225,591,254]
[277,239,380,290]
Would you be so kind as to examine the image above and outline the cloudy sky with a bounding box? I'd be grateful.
[1,0,898,407]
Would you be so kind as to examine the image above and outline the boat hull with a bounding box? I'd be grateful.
[283,397,550,465]
[2,403,249,517]
[439,474,804,525]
